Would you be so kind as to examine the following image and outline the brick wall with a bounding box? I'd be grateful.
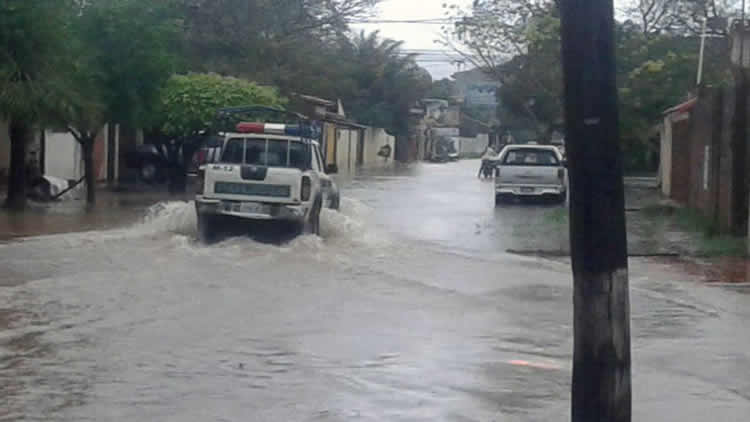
[670,116,691,204]
[718,86,736,231]
[686,88,720,217]
[669,86,748,232]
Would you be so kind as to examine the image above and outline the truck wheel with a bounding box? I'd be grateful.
[197,213,216,244]
[329,194,340,211]
[304,200,322,236]
[495,194,505,206]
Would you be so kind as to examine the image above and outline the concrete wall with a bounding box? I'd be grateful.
[670,116,691,205]
[458,134,489,158]
[0,120,42,182]
[44,128,107,183]
[686,90,720,218]
[45,131,83,180]
[660,116,672,197]
[664,86,748,232]
[361,127,395,168]
[0,120,9,183]
[334,128,358,174]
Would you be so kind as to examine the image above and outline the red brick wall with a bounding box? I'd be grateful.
[686,89,720,217]
[670,117,691,204]
[718,86,736,231]
[674,86,743,232]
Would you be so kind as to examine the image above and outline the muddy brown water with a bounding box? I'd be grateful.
[1,161,749,421]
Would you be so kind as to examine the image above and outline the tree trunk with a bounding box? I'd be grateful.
[82,137,96,205]
[560,0,632,421]
[5,119,32,210]
[732,70,748,234]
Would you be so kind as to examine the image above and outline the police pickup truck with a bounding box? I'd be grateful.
[195,120,339,242]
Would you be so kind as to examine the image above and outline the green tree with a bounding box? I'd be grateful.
[0,0,75,209]
[444,0,731,169]
[62,0,181,204]
[338,31,432,159]
[154,73,285,191]
[179,0,378,85]
[428,78,458,100]
[443,0,563,140]
[158,73,285,138]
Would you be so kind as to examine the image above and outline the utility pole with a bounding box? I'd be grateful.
[559,0,631,421]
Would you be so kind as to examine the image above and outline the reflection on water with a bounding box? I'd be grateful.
[1,162,749,421]
[0,190,189,241]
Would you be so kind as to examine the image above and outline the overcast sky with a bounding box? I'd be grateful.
[351,0,473,80]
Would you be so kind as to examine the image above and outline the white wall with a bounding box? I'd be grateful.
[335,128,359,174]
[45,130,83,181]
[361,127,395,168]
[458,134,490,158]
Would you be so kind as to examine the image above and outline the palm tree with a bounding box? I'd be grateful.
[0,0,74,209]
[345,31,432,160]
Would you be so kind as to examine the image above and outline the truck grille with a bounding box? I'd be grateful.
[214,182,291,198]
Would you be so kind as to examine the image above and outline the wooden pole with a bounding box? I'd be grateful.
[559,0,632,420]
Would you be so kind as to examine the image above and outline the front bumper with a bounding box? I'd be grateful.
[495,184,565,196]
[195,196,307,222]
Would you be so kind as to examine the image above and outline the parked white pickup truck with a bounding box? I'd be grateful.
[195,121,340,242]
[494,144,567,205]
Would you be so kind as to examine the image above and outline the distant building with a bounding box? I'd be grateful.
[452,68,500,107]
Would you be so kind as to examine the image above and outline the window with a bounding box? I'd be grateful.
[288,142,309,170]
[222,138,244,164]
[244,138,267,165]
[502,149,560,166]
[222,137,311,169]
[313,146,324,172]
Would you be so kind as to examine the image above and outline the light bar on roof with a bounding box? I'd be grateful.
[235,122,317,138]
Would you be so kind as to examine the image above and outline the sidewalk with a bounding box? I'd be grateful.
[0,185,191,241]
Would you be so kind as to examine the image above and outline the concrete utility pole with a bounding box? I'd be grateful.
[559,0,632,420]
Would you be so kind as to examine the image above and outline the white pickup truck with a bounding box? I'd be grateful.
[494,144,567,205]
[195,122,339,242]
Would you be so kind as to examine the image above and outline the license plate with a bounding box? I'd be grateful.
[238,202,266,214]
[520,187,535,193]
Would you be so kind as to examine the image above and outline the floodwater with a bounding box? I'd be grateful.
[1,160,749,421]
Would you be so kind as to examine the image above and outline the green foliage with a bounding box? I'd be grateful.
[0,0,76,123]
[158,73,285,137]
[68,0,182,130]
[429,78,458,100]
[337,31,432,135]
[444,0,732,169]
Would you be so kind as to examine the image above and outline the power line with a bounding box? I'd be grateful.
[349,18,456,25]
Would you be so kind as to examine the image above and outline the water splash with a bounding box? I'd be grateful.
[138,201,197,236]
[126,197,390,256]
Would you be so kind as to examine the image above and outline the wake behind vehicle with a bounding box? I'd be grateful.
[494,144,567,205]
[195,107,340,242]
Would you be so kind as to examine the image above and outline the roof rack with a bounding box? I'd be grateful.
[211,106,321,140]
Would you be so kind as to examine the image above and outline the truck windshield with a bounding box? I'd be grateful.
[502,149,560,166]
[222,137,310,169]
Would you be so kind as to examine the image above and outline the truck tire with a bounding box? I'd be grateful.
[197,213,216,244]
[329,194,340,211]
[304,200,322,236]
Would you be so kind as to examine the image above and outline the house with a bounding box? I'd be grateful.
[1,119,121,190]
[292,95,396,172]
[452,68,500,107]
[660,87,745,233]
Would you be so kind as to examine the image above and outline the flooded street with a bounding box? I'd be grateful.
[1,160,749,421]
